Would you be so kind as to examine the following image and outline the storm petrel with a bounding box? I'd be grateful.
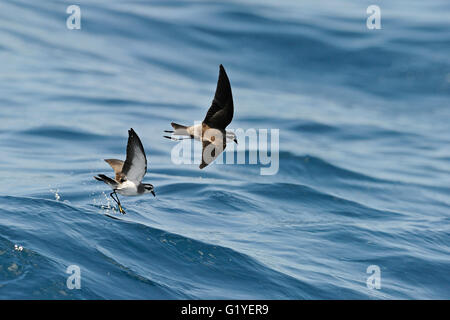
[164,64,237,169]
[94,128,155,214]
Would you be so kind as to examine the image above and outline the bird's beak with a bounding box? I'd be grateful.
[151,190,156,197]
[234,138,238,144]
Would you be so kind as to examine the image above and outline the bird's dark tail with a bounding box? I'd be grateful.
[94,174,118,188]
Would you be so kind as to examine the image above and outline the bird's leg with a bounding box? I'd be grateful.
[114,191,126,214]
[109,191,119,210]
[110,190,126,214]
[163,129,192,141]
[163,135,191,141]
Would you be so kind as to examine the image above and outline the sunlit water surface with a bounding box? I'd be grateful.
[0,0,449,299]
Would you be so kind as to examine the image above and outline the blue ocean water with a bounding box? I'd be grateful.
[0,0,449,299]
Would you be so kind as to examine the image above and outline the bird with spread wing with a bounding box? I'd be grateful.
[94,128,155,214]
[164,64,237,169]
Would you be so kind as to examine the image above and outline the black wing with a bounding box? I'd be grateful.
[121,128,147,183]
[203,64,234,130]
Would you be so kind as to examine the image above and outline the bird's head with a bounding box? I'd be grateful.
[143,184,156,196]
[226,131,238,144]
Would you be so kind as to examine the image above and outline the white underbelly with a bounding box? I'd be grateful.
[187,124,202,141]
[117,181,139,196]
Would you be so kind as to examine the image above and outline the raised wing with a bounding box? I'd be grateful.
[121,128,147,183]
[104,159,124,181]
[203,64,234,130]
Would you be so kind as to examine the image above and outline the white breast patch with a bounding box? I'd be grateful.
[117,180,139,196]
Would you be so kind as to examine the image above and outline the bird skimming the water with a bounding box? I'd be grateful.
[94,128,155,214]
[164,64,237,169]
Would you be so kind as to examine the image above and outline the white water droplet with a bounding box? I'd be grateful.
[50,189,61,201]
